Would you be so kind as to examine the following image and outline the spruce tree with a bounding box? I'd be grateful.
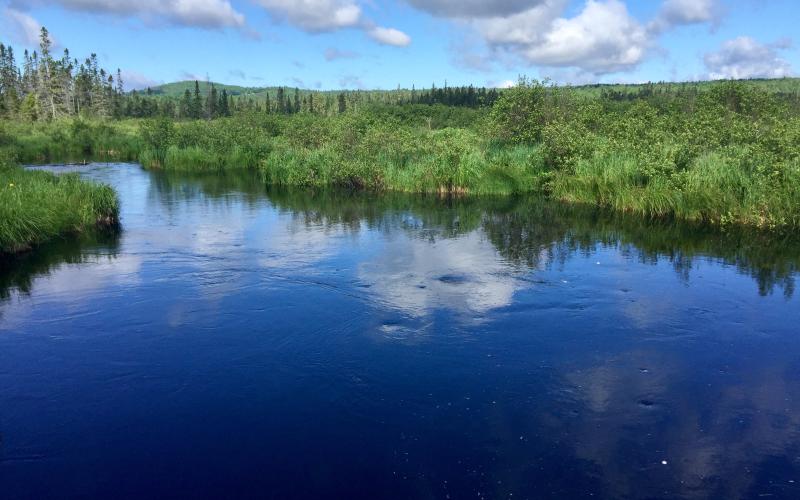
[180,89,192,118]
[208,84,218,118]
[276,87,285,114]
[337,92,346,114]
[219,89,229,116]
[191,80,202,119]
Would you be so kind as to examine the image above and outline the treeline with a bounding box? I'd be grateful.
[401,84,500,107]
[1,25,506,121]
[0,28,125,120]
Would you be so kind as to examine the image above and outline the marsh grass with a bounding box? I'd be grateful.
[1,119,140,164]
[0,164,119,253]
[3,80,800,229]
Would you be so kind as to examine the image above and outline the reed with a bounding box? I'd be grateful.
[0,163,119,254]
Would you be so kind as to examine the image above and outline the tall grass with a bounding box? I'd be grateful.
[1,119,140,164]
[3,79,800,229]
[0,163,118,254]
[550,152,800,228]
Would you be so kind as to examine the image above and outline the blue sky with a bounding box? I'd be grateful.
[1,0,797,90]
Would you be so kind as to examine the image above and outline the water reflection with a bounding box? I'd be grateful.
[1,165,799,499]
[0,231,120,300]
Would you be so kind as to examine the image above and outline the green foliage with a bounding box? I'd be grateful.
[0,165,118,253]
[0,119,140,164]
[488,78,548,144]
[139,117,174,167]
[3,78,800,229]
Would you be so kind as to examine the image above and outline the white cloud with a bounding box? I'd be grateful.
[255,0,361,32]
[410,0,724,79]
[2,7,46,46]
[476,0,650,75]
[704,37,793,80]
[11,0,246,30]
[651,0,722,32]
[367,26,411,47]
[255,0,411,47]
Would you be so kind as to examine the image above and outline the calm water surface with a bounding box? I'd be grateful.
[2,164,800,499]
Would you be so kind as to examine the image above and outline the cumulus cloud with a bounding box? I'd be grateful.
[704,37,793,80]
[367,26,411,47]
[650,0,722,33]
[2,7,45,46]
[11,0,246,30]
[409,0,727,78]
[475,0,650,75]
[255,0,411,47]
[255,0,360,32]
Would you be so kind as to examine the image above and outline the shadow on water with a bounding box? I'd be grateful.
[0,229,120,300]
[260,186,800,298]
[2,166,798,302]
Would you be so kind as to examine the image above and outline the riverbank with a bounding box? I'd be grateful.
[2,80,799,229]
[0,160,119,254]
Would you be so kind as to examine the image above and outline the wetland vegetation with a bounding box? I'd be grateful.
[2,28,800,254]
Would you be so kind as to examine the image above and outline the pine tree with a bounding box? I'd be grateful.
[337,92,346,114]
[276,87,285,114]
[208,84,218,118]
[37,27,60,120]
[191,80,202,119]
[219,89,229,116]
[180,89,192,118]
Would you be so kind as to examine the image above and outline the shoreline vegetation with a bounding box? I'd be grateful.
[0,159,118,255]
[7,77,800,229]
[1,29,800,254]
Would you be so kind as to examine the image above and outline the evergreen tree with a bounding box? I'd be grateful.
[180,89,192,118]
[208,84,218,118]
[219,89,229,116]
[276,87,285,114]
[191,80,202,119]
[37,27,61,120]
[337,92,346,114]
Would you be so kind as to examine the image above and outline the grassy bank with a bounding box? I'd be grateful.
[3,79,800,230]
[0,119,141,165]
[133,81,800,228]
[0,159,119,254]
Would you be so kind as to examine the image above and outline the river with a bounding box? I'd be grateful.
[1,163,800,499]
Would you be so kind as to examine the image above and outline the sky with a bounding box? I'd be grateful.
[0,0,798,91]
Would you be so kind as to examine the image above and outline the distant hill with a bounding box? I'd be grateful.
[147,81,264,97]
[140,77,800,100]
[570,77,800,96]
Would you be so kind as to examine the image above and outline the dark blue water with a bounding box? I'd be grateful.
[2,164,800,499]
